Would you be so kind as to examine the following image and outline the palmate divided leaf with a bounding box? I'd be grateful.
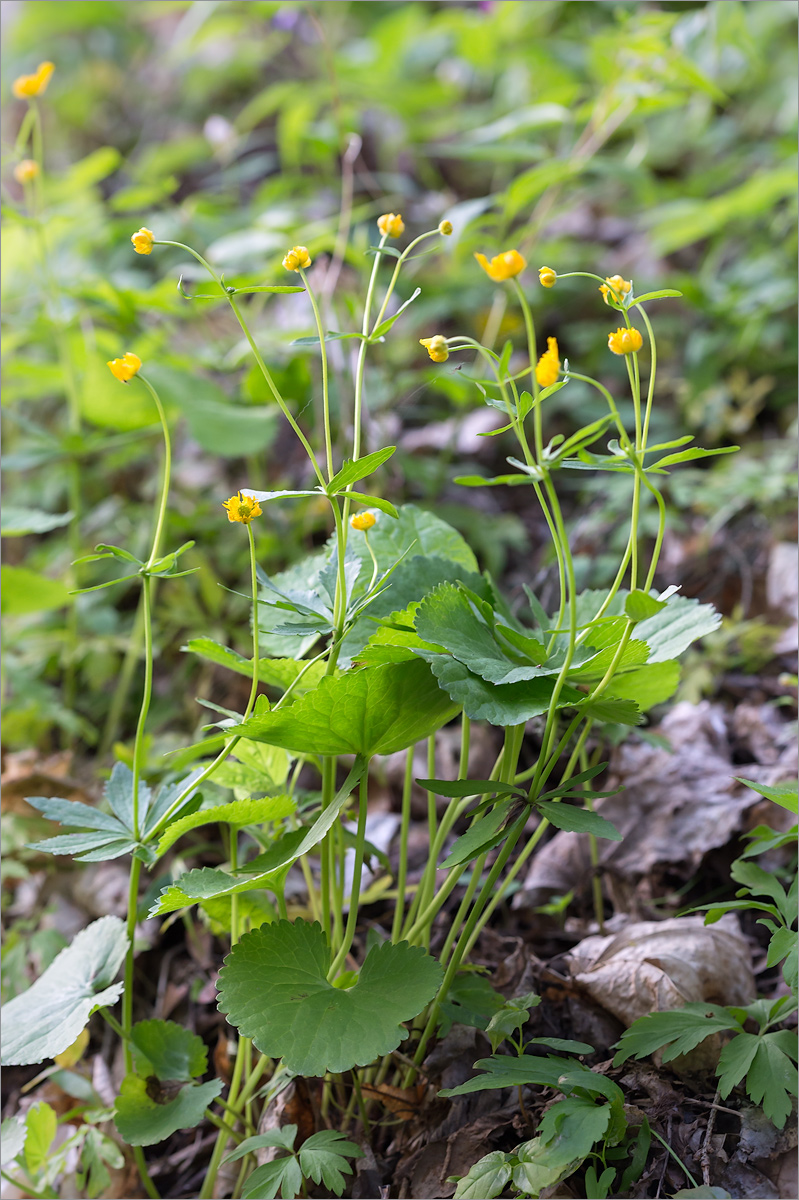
[217,919,443,1075]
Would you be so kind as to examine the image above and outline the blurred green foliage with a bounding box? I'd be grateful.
[2,0,796,753]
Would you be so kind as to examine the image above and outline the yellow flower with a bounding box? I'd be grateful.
[535,337,560,388]
[474,249,526,282]
[420,335,449,363]
[13,159,39,183]
[599,275,632,306]
[608,326,643,355]
[539,265,557,288]
[350,511,376,532]
[377,213,404,238]
[282,245,312,271]
[438,219,453,236]
[131,227,154,255]
[12,61,54,99]
[223,492,263,524]
[107,352,142,384]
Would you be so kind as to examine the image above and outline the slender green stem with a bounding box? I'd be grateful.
[371,229,439,332]
[512,277,541,460]
[328,764,370,979]
[122,857,143,1075]
[299,266,333,481]
[650,1128,699,1189]
[391,746,415,942]
[157,239,326,487]
[130,577,152,843]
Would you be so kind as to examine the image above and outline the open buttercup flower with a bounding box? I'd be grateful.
[420,335,449,363]
[13,160,39,184]
[377,213,404,238]
[539,265,557,288]
[222,492,263,524]
[282,245,312,271]
[474,249,526,282]
[608,326,643,355]
[600,275,632,306]
[350,511,377,532]
[107,352,142,383]
[535,337,560,388]
[131,227,155,255]
[12,61,54,98]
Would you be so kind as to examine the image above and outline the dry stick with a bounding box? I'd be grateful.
[699,1087,722,1186]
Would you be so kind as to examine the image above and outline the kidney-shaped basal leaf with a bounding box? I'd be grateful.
[217,919,443,1075]
[232,659,460,756]
[1,917,129,1065]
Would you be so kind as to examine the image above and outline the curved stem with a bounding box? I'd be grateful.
[158,239,326,487]
[391,746,415,943]
[299,266,333,482]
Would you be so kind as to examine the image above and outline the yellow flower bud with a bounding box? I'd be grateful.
[377,213,405,239]
[420,335,449,363]
[107,352,142,384]
[282,245,312,271]
[223,492,263,524]
[535,337,560,388]
[13,159,39,183]
[474,249,526,282]
[538,265,557,288]
[350,511,377,532]
[12,61,54,99]
[599,275,632,306]
[130,227,155,255]
[438,219,453,236]
[607,326,643,355]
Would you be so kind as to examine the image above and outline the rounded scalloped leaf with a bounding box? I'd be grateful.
[1,916,129,1066]
[217,919,443,1076]
[130,1020,208,1082]
[114,1074,223,1146]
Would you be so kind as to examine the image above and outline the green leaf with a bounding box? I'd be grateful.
[338,492,399,519]
[157,795,295,857]
[511,1134,585,1195]
[537,1095,612,1165]
[217,920,443,1075]
[735,777,798,814]
[576,697,643,726]
[130,1020,208,1081]
[625,590,667,622]
[291,330,364,345]
[23,1102,57,1176]
[150,763,363,916]
[672,1189,732,1199]
[439,1054,568,1097]
[224,1125,298,1163]
[113,1074,223,1146]
[0,1116,27,1166]
[603,661,681,711]
[730,859,794,922]
[1,507,73,536]
[417,779,524,799]
[612,1003,739,1068]
[537,802,623,841]
[635,593,721,663]
[370,287,422,339]
[719,1031,798,1129]
[326,447,396,494]
[441,801,519,869]
[232,659,460,756]
[1,917,129,1065]
[421,653,581,726]
[1,565,70,615]
[183,639,326,695]
[241,1157,303,1200]
[646,445,738,470]
[631,289,683,304]
[453,1150,512,1200]
[298,1129,363,1191]
[454,472,531,487]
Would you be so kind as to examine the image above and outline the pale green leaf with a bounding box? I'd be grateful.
[114,1075,223,1146]
[157,795,295,856]
[1,917,129,1065]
